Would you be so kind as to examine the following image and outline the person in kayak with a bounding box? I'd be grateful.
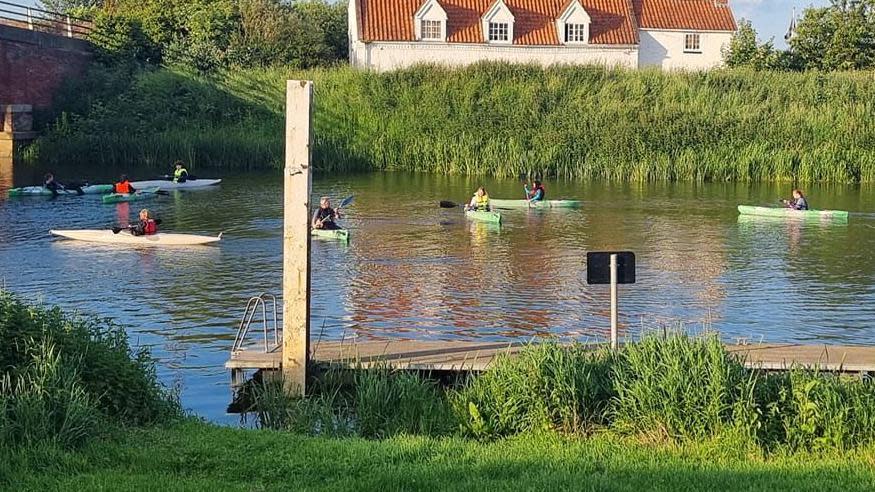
[114,174,137,194]
[525,180,546,202]
[312,197,342,230]
[466,187,491,211]
[44,172,84,196]
[782,189,809,210]
[129,209,159,236]
[172,161,189,183]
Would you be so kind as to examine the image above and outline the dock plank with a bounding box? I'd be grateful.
[226,340,875,374]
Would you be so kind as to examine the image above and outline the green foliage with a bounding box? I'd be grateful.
[88,12,163,65]
[452,343,614,437]
[27,64,875,183]
[723,20,785,71]
[611,333,760,442]
[791,0,875,71]
[0,339,99,448]
[0,291,179,433]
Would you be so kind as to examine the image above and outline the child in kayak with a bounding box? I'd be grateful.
[782,189,809,210]
[129,209,159,236]
[172,161,189,183]
[312,197,342,230]
[44,172,84,196]
[525,180,546,202]
[114,175,137,194]
[466,187,491,211]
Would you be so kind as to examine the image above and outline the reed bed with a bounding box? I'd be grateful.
[24,63,875,182]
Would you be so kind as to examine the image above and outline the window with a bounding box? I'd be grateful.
[488,22,509,42]
[421,20,442,40]
[684,33,701,53]
[565,23,587,43]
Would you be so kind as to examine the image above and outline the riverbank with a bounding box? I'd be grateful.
[5,419,875,491]
[23,64,875,183]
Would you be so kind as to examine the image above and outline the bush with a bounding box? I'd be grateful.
[0,291,179,439]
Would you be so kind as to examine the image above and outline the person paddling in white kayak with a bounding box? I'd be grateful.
[172,161,189,183]
[312,197,342,230]
[128,209,160,236]
[781,189,809,211]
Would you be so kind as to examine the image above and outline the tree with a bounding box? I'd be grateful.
[723,19,782,70]
[790,0,875,70]
[39,0,102,14]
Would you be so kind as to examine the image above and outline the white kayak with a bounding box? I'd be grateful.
[130,179,222,189]
[50,229,222,246]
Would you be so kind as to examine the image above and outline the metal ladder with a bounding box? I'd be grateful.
[232,293,279,353]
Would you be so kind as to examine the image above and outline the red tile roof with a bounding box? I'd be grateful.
[361,0,639,45]
[359,0,734,46]
[632,0,736,31]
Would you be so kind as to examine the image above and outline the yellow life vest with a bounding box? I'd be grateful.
[474,193,490,210]
[173,167,188,183]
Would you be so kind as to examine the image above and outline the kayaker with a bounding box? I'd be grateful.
[129,209,159,236]
[44,172,83,196]
[312,197,342,230]
[466,187,491,211]
[113,174,137,194]
[525,180,546,202]
[782,189,809,211]
[172,161,189,183]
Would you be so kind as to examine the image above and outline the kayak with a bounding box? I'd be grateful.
[311,228,350,242]
[102,187,161,204]
[737,205,849,221]
[465,210,502,224]
[489,199,582,209]
[8,184,113,196]
[50,229,222,246]
[130,179,221,189]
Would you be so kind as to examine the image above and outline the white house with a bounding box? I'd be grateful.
[348,0,736,71]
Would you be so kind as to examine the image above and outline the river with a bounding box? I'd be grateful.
[2,166,875,422]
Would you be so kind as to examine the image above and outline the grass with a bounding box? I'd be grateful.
[23,63,875,183]
[5,419,875,491]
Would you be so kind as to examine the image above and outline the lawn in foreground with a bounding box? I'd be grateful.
[6,420,875,491]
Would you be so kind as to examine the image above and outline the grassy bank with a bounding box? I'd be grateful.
[25,64,875,183]
[5,420,875,491]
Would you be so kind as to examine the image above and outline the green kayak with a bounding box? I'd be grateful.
[465,209,502,224]
[489,199,582,209]
[737,205,849,221]
[8,184,114,196]
[311,228,350,242]
[102,187,161,204]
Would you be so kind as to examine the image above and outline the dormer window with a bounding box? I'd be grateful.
[488,22,510,42]
[482,0,514,44]
[556,0,590,45]
[414,0,447,42]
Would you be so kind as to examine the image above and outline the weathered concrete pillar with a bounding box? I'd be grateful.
[282,81,313,396]
[0,105,37,158]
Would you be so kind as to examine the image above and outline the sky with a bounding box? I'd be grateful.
[735,0,830,48]
[19,0,831,49]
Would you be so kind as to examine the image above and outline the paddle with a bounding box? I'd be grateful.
[314,195,353,229]
[440,200,462,208]
[112,218,162,234]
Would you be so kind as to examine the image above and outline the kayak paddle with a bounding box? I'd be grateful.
[440,200,462,208]
[338,195,354,209]
[112,218,162,234]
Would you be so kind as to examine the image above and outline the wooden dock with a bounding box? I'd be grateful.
[226,340,875,383]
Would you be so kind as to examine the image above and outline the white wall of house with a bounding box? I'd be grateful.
[638,29,732,71]
[349,42,638,71]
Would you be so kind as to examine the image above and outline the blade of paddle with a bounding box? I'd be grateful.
[338,195,354,208]
[440,200,460,208]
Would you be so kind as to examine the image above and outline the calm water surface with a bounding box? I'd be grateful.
[2,165,875,422]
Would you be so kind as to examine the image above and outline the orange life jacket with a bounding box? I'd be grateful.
[115,181,132,194]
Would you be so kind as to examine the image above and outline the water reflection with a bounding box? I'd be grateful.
[2,168,875,421]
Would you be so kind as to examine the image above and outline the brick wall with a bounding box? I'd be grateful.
[0,24,92,109]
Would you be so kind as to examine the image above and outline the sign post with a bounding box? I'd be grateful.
[586,251,636,350]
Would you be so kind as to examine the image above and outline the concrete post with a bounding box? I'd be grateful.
[282,80,313,396]
[610,253,618,350]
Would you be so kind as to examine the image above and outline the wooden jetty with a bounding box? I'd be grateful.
[226,339,875,386]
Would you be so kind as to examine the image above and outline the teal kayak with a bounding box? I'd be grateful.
[489,199,582,209]
[311,228,349,242]
[737,205,849,221]
[8,184,113,196]
[465,210,502,224]
[102,187,161,204]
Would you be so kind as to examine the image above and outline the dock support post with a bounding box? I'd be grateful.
[282,80,313,396]
[610,253,618,350]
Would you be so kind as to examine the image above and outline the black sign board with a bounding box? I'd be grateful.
[586,252,636,285]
